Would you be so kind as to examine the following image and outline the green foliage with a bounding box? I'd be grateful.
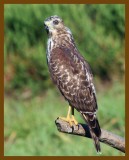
[4,83,125,156]
[4,4,125,93]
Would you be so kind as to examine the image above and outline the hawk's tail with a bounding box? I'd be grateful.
[82,112,101,153]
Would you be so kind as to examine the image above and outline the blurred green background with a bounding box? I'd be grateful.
[4,4,125,156]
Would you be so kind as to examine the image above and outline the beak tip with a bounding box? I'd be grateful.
[44,23,49,34]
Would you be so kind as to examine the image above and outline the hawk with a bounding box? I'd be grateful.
[44,15,101,153]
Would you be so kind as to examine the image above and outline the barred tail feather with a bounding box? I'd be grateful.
[90,128,101,153]
[82,112,101,153]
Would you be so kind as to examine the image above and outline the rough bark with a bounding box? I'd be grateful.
[55,118,125,153]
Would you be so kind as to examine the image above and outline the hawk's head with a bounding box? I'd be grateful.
[44,15,71,36]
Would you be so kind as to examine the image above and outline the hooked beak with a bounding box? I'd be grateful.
[44,24,49,31]
[44,24,49,34]
[44,21,51,34]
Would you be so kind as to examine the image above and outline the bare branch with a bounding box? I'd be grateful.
[55,118,125,153]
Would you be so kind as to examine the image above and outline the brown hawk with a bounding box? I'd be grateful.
[44,15,101,153]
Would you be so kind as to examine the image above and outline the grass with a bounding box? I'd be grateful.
[4,81,125,156]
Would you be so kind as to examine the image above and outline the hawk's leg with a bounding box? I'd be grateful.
[59,106,78,127]
[71,107,78,125]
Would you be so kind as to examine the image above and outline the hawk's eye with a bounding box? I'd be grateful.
[53,20,59,25]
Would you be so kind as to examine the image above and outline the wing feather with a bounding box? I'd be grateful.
[48,46,97,112]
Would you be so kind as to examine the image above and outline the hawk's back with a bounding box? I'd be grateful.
[48,42,97,113]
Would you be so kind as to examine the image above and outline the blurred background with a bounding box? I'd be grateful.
[4,4,125,156]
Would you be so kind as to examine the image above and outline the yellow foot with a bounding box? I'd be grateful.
[59,115,78,127]
[71,115,78,125]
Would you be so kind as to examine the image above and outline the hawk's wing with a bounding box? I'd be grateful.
[48,46,98,113]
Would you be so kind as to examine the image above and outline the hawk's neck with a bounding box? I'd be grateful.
[47,31,77,61]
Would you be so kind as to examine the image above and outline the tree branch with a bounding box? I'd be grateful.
[55,118,125,153]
